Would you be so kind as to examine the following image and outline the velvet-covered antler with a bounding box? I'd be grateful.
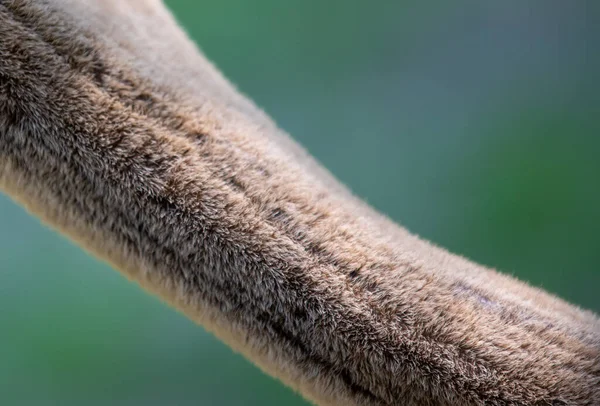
[0,1,598,404]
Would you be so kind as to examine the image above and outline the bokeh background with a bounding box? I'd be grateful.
[1,1,598,405]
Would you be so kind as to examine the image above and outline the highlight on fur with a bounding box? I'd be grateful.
[0,1,598,405]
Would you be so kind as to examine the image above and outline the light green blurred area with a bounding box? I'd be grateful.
[1,1,598,405]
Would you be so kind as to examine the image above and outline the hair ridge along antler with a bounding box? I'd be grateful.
[0,1,598,405]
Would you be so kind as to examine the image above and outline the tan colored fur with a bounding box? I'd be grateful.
[0,1,598,404]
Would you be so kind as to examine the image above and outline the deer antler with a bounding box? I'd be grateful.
[0,1,598,404]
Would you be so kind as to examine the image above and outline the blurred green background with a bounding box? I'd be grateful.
[1,1,598,405]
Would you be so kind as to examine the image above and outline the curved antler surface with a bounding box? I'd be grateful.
[0,1,598,405]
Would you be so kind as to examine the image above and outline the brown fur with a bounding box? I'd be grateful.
[0,0,598,404]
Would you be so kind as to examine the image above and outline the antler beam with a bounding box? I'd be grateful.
[0,1,598,404]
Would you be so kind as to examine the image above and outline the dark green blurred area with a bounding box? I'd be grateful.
[1,1,598,405]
